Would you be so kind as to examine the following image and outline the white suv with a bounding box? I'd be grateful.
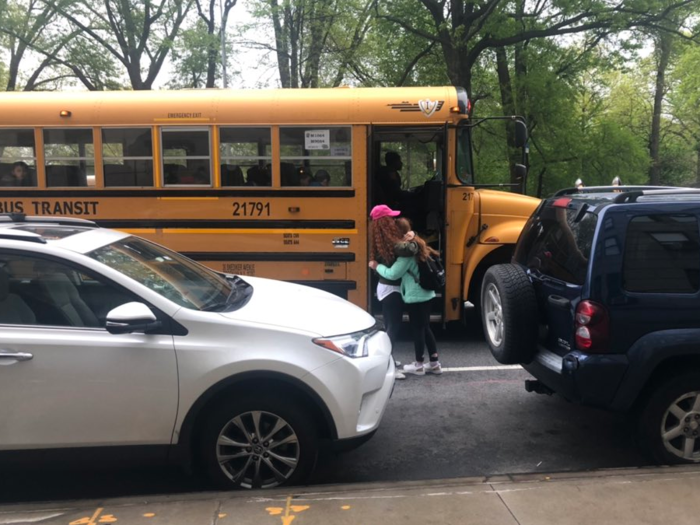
[0,215,394,489]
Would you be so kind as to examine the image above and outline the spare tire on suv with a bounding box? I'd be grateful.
[481,264,538,364]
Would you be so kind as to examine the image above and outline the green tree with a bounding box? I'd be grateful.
[192,0,238,88]
[0,0,77,90]
[669,41,700,183]
[248,0,378,88]
[169,19,234,88]
[47,0,193,90]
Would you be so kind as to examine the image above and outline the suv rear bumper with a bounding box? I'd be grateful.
[523,347,629,409]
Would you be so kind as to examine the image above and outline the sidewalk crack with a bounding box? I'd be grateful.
[494,489,522,525]
[210,500,223,525]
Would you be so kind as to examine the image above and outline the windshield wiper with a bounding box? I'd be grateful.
[202,282,239,312]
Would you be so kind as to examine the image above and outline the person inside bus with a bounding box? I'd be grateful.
[375,151,404,209]
[298,167,312,186]
[281,162,298,186]
[245,165,270,186]
[311,170,331,186]
[1,161,36,187]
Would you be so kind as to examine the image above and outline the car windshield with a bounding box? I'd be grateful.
[88,237,249,311]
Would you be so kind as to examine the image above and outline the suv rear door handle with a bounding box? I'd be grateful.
[548,295,571,309]
[0,351,33,361]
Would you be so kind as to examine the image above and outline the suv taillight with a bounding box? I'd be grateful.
[575,300,609,353]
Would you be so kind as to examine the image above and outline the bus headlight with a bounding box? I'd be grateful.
[313,329,375,358]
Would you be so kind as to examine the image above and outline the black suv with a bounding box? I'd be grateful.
[482,186,700,464]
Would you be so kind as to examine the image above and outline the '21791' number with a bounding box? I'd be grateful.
[232,201,271,216]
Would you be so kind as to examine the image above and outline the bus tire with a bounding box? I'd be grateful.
[481,264,538,364]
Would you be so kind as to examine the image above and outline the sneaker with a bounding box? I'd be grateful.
[403,361,426,376]
[425,361,443,375]
[394,360,402,367]
[394,370,406,380]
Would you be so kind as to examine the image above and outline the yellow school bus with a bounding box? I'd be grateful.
[0,87,539,322]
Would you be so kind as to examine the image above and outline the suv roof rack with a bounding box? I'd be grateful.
[0,213,98,227]
[612,187,700,204]
[554,185,674,197]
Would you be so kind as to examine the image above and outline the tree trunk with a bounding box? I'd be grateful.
[649,32,672,185]
[287,4,299,88]
[696,145,700,186]
[270,0,291,87]
[495,47,520,185]
[303,0,327,88]
[6,39,26,91]
[205,0,217,88]
[206,18,217,88]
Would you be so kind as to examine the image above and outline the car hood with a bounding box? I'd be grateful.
[218,276,376,336]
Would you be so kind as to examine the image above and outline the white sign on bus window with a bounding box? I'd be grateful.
[305,130,330,150]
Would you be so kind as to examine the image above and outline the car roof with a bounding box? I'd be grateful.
[0,214,129,253]
[546,186,700,212]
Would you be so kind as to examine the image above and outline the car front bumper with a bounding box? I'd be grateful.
[306,330,395,441]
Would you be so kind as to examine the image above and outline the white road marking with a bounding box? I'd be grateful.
[441,365,522,372]
[0,513,65,524]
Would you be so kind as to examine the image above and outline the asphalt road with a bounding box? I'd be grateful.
[0,320,649,503]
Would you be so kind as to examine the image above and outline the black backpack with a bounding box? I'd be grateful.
[414,255,445,292]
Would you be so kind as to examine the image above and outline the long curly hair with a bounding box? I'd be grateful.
[370,216,403,265]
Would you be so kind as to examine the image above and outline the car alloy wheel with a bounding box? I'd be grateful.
[216,410,300,489]
[660,391,700,461]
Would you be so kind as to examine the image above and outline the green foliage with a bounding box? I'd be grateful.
[169,20,225,89]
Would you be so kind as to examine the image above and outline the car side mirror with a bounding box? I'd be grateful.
[515,121,528,148]
[106,302,162,334]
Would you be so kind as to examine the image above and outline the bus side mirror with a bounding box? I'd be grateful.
[514,163,527,182]
[515,121,528,148]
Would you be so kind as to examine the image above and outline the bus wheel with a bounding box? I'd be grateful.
[481,264,538,364]
[199,394,318,489]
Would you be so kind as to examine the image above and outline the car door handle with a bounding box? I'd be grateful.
[0,351,33,361]
[548,295,571,309]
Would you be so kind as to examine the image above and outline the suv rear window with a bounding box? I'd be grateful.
[514,204,597,285]
[623,214,700,293]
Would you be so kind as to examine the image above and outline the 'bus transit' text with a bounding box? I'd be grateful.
[0,201,100,216]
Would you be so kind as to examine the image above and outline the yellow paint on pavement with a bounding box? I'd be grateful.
[142,514,156,518]
[341,506,351,510]
[69,508,117,525]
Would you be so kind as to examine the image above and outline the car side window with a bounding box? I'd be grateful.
[0,253,136,328]
[623,214,700,294]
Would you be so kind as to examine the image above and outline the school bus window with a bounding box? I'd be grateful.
[0,129,37,187]
[280,126,351,187]
[162,128,211,186]
[44,128,95,187]
[220,127,272,187]
[102,128,154,187]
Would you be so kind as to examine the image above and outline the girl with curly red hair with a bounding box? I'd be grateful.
[369,205,417,379]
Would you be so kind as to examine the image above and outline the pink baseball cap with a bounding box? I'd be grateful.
[370,204,401,221]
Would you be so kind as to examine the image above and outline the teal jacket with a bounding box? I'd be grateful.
[376,256,436,304]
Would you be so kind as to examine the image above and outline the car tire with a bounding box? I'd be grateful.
[481,264,538,364]
[199,393,318,489]
[639,372,700,465]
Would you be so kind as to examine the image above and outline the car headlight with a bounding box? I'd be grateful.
[313,328,377,358]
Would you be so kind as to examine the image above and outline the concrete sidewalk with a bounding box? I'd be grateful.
[2,465,700,525]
